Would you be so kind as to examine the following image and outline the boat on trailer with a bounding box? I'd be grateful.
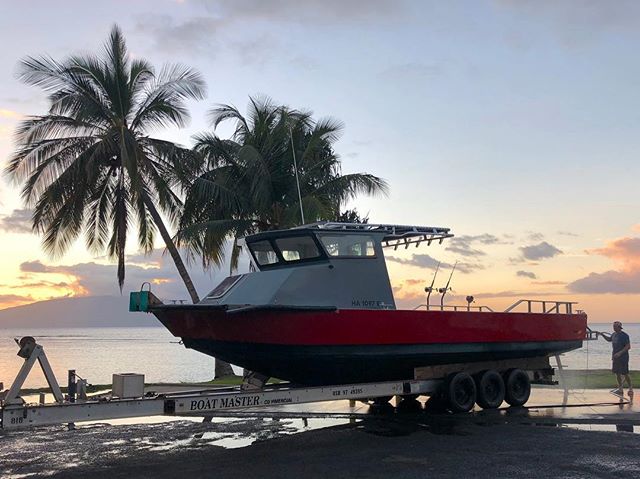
[139,222,587,387]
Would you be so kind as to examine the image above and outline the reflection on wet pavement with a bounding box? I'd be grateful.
[0,416,356,478]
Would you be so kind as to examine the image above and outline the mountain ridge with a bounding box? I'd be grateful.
[0,295,160,328]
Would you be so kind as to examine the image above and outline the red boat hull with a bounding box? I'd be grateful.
[152,306,587,385]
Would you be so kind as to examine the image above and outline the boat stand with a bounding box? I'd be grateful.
[1,337,64,406]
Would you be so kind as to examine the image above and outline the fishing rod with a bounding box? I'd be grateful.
[425,262,441,311]
[439,261,458,310]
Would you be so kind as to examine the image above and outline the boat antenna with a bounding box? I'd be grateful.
[289,126,305,225]
[439,261,458,310]
[425,262,441,311]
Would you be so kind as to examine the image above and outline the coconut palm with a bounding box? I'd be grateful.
[6,26,235,376]
[6,25,204,300]
[178,96,388,270]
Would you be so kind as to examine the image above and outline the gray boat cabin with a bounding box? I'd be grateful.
[201,222,453,310]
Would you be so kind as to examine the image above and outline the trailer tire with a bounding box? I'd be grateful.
[504,368,531,407]
[447,372,476,413]
[476,370,505,409]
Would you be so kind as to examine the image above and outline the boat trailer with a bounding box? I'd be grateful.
[1,334,582,430]
[0,336,442,430]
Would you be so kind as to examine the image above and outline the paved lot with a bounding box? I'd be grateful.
[2,388,640,479]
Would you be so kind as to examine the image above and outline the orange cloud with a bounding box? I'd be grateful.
[392,280,425,306]
[588,236,640,271]
[633,224,640,233]
[0,294,34,309]
[569,234,640,294]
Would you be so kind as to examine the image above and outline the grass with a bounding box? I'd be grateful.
[558,369,639,389]
[13,375,284,395]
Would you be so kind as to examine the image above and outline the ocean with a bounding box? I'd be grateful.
[1,323,638,389]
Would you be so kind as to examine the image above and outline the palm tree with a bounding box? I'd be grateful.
[178,96,388,270]
[6,26,236,376]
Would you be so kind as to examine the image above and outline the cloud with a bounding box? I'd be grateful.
[445,233,506,258]
[210,0,407,24]
[494,0,640,47]
[392,284,424,304]
[588,237,640,269]
[386,253,483,274]
[17,247,245,302]
[135,15,222,55]
[0,293,34,308]
[1,280,70,289]
[519,241,562,261]
[0,209,33,234]
[474,290,566,299]
[633,225,640,233]
[568,270,640,294]
[558,230,579,237]
[516,270,536,279]
[532,280,566,286]
[20,260,50,273]
[445,245,485,258]
[526,232,544,241]
[136,1,408,57]
[387,253,441,269]
[568,234,640,294]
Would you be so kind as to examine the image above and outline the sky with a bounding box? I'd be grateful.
[0,0,639,322]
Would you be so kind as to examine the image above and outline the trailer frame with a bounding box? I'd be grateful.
[0,336,564,430]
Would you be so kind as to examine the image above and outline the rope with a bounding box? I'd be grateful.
[583,330,590,392]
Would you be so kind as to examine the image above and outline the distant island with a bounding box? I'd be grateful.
[0,296,160,329]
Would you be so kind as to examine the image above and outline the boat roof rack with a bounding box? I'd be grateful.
[294,222,454,249]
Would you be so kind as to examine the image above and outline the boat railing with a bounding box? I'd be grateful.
[413,304,495,312]
[503,299,578,314]
[413,299,580,314]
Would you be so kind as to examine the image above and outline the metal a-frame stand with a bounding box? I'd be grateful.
[1,336,64,406]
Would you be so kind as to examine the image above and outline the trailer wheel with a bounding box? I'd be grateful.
[504,369,531,407]
[476,370,505,409]
[447,372,476,413]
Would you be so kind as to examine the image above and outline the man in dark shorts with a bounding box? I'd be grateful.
[601,321,632,397]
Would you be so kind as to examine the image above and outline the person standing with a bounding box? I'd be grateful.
[600,321,633,397]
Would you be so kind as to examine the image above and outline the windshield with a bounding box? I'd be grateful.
[318,234,376,257]
[250,240,279,266]
[248,235,323,267]
[275,236,320,262]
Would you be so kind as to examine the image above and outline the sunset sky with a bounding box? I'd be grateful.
[1,1,639,322]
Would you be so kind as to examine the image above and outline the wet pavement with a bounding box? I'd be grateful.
[1,387,640,478]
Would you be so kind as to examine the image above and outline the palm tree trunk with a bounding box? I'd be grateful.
[143,195,235,378]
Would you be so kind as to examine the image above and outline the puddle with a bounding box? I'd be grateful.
[561,423,637,434]
[127,417,356,451]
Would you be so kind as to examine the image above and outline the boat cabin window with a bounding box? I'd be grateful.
[250,240,279,266]
[275,236,320,262]
[318,234,376,257]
